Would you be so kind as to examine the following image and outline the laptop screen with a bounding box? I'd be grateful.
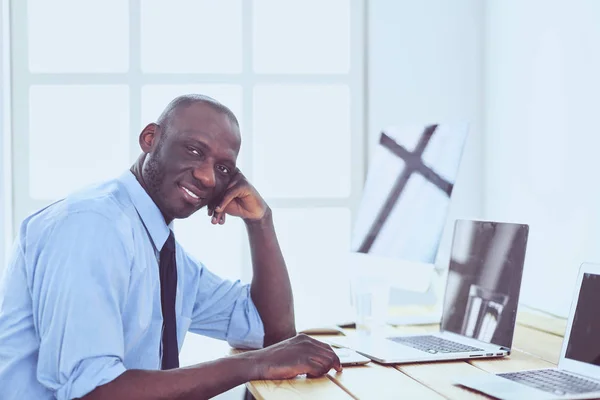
[565,272,600,366]
[441,220,529,348]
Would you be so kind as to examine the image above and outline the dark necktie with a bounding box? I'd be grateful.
[159,230,179,369]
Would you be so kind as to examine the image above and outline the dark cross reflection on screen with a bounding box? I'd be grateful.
[358,125,453,253]
[351,124,468,264]
[441,221,529,348]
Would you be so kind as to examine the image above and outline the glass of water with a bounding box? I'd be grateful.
[351,277,391,336]
[461,284,509,342]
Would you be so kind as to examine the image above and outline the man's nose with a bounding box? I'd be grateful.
[193,163,216,188]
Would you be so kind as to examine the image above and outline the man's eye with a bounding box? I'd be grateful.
[217,165,230,174]
[188,147,202,156]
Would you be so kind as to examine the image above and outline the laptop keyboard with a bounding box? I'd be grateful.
[389,335,484,354]
[499,369,600,395]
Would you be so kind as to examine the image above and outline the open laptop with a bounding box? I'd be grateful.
[456,263,600,400]
[331,219,529,364]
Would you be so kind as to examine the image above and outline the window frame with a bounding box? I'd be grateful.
[9,0,366,281]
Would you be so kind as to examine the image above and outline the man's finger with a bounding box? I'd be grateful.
[215,185,242,213]
[306,357,330,378]
[313,347,341,373]
[226,175,242,190]
[332,352,342,373]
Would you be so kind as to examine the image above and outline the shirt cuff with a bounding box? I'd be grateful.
[226,285,265,349]
[55,357,126,400]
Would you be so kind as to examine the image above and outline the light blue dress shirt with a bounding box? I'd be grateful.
[0,171,264,400]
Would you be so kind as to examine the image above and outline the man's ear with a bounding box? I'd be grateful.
[139,123,160,153]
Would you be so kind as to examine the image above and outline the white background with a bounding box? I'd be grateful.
[368,0,484,274]
[0,0,11,267]
[483,0,600,316]
[2,0,600,325]
[369,0,600,318]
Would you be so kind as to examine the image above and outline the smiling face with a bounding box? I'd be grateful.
[139,100,241,223]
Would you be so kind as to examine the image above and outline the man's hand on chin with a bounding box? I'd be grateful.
[207,169,269,225]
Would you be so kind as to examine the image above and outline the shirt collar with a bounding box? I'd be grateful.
[118,170,171,251]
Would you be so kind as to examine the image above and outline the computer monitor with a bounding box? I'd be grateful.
[352,123,468,264]
[351,123,469,308]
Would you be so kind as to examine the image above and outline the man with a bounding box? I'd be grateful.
[0,94,342,399]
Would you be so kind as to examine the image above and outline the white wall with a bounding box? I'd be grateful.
[484,0,600,317]
[0,0,11,270]
[0,1,3,268]
[367,0,484,269]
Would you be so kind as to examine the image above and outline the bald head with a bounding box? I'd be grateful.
[135,93,242,222]
[156,94,240,136]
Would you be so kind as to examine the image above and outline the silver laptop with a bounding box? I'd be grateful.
[332,219,529,364]
[456,263,600,400]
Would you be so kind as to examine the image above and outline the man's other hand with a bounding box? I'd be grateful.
[252,334,343,380]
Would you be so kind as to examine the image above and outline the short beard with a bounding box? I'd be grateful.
[144,154,165,199]
[143,137,169,212]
